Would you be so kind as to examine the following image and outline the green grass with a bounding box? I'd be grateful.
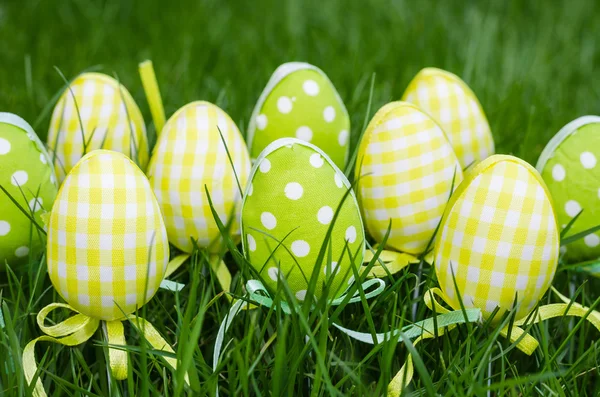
[2,0,600,395]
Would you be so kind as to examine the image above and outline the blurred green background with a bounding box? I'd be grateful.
[1,0,599,163]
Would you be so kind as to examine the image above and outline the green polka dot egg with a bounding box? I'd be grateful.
[147,101,251,253]
[0,113,58,268]
[402,67,495,168]
[47,150,169,320]
[435,155,559,323]
[47,72,149,184]
[536,116,600,262]
[355,101,463,255]
[247,62,350,169]
[241,138,364,301]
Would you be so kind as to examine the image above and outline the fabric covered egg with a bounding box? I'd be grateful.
[434,155,559,323]
[402,67,495,168]
[0,113,58,268]
[355,102,463,255]
[241,138,364,301]
[536,116,600,262]
[47,150,169,320]
[47,72,149,183]
[247,62,350,169]
[147,101,251,253]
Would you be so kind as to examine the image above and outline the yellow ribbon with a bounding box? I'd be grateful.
[164,253,191,279]
[105,320,127,380]
[164,253,233,301]
[23,303,182,396]
[139,60,166,134]
[364,247,434,278]
[388,287,600,396]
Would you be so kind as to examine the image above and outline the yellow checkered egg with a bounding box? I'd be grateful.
[47,73,149,184]
[402,68,495,168]
[147,101,251,253]
[0,113,58,268]
[536,116,600,263]
[434,155,559,323]
[47,150,169,320]
[241,138,365,301]
[248,62,350,169]
[355,102,463,255]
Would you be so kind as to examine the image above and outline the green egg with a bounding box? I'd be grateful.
[247,62,350,169]
[0,113,58,268]
[537,116,600,262]
[241,138,364,301]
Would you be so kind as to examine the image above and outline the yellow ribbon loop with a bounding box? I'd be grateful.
[23,304,186,395]
[139,60,166,134]
[105,320,128,380]
[23,304,100,397]
[364,249,420,278]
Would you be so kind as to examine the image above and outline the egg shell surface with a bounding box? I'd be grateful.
[248,62,350,169]
[0,113,58,268]
[536,116,600,262]
[402,67,494,168]
[147,101,251,253]
[355,101,463,255]
[434,155,559,323]
[241,138,364,301]
[47,150,169,320]
[47,72,149,183]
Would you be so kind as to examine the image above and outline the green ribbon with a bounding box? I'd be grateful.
[332,308,481,344]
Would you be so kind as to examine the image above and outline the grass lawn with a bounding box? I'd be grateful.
[2,0,600,395]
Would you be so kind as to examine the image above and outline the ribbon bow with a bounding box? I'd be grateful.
[23,303,181,397]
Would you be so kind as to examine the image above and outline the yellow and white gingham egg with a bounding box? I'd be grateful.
[434,155,559,323]
[47,150,169,320]
[47,73,149,183]
[402,68,495,168]
[355,102,463,255]
[146,101,251,253]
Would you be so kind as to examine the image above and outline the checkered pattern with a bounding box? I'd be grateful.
[47,73,149,183]
[356,103,463,255]
[147,102,251,253]
[47,150,169,321]
[402,68,494,168]
[434,156,559,323]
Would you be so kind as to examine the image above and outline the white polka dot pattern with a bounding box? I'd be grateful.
[241,139,364,301]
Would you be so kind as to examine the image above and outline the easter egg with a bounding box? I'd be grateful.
[402,67,495,168]
[434,155,559,323]
[536,116,600,262]
[241,138,364,300]
[355,102,463,254]
[0,113,57,268]
[247,62,350,169]
[47,150,169,320]
[147,101,251,253]
[47,72,149,183]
